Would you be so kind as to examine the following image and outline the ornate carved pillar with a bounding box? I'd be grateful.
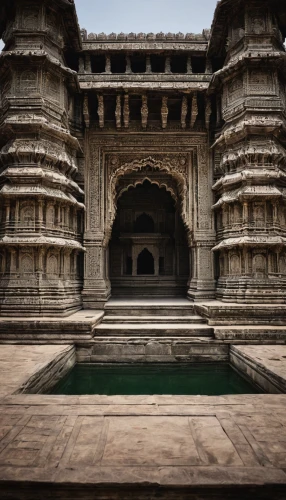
[209,0,286,303]
[82,134,111,308]
[187,145,216,300]
[0,0,84,315]
[85,54,91,73]
[105,55,111,74]
[146,55,152,73]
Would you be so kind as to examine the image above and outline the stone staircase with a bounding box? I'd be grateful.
[94,299,213,338]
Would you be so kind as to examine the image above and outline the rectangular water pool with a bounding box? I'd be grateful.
[50,363,261,395]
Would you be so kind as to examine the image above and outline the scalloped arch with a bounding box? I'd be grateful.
[105,156,192,245]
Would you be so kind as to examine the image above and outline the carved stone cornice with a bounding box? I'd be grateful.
[0,184,84,209]
[213,185,282,209]
[209,52,285,93]
[214,141,286,175]
[0,51,79,91]
[0,139,80,176]
[0,119,80,150]
[213,168,286,192]
[213,236,286,251]
[213,117,285,148]
[0,235,84,250]
[79,77,210,92]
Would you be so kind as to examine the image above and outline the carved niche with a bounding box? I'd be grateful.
[227,76,244,104]
[46,204,55,227]
[230,253,240,275]
[248,11,266,35]
[253,253,266,278]
[279,254,286,274]
[22,6,40,30]
[46,8,62,42]
[248,70,274,95]
[19,70,37,94]
[46,73,61,104]
[21,254,34,274]
[20,202,35,227]
[47,253,58,277]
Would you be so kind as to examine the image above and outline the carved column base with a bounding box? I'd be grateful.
[187,279,216,301]
[216,277,286,303]
[82,281,111,309]
[0,278,83,317]
[83,244,111,309]
[187,243,216,301]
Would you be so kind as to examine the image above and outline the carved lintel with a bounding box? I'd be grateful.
[85,54,91,73]
[190,92,198,128]
[115,94,122,129]
[146,55,152,73]
[161,96,168,130]
[205,96,212,129]
[165,56,171,74]
[141,94,148,130]
[126,55,132,74]
[181,95,188,130]
[83,93,90,128]
[97,94,104,128]
[187,56,192,74]
[105,55,111,74]
[123,93,130,128]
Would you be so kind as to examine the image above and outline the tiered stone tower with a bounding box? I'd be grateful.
[0,0,84,315]
[209,0,286,302]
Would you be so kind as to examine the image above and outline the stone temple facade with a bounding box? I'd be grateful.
[0,0,286,318]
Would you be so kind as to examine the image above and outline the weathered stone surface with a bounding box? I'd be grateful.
[230,345,286,393]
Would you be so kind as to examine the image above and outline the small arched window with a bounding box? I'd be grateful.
[137,248,154,275]
[134,213,154,233]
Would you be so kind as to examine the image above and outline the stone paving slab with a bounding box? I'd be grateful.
[0,345,75,397]
[0,345,285,497]
[0,311,104,341]
[231,345,286,393]
[0,394,286,495]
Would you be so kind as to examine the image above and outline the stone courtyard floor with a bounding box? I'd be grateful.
[0,346,286,498]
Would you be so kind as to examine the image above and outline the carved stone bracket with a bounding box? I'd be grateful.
[161,96,168,129]
[97,94,104,128]
[190,92,198,128]
[141,94,148,130]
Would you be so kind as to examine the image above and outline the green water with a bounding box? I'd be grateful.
[50,363,260,395]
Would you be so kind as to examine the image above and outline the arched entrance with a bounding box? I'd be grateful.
[137,248,155,275]
[109,179,189,296]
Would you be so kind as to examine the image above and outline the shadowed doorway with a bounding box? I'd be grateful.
[109,179,189,297]
[137,248,155,275]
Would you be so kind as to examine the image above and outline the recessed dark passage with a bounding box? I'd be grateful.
[137,248,154,275]
[134,213,154,233]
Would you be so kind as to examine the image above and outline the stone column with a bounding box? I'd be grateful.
[82,132,111,308]
[188,145,216,300]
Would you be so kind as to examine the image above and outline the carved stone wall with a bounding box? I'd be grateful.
[83,132,215,307]
[210,0,286,303]
[0,0,84,316]
[0,0,285,312]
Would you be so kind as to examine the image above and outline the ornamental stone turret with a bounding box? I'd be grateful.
[208,0,286,302]
[0,0,84,315]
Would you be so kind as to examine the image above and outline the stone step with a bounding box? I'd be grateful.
[94,324,214,337]
[102,315,206,324]
[104,306,196,317]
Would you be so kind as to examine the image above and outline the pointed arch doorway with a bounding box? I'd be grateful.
[109,179,190,297]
